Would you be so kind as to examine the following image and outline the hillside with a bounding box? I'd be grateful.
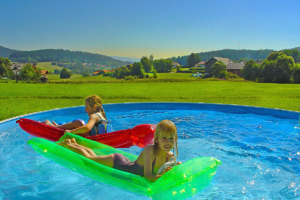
[0,46,19,58]
[9,49,132,68]
[172,49,274,65]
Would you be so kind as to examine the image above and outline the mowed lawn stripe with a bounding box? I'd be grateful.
[0,81,299,121]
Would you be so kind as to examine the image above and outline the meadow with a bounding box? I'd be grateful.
[1,80,299,121]
[36,62,63,73]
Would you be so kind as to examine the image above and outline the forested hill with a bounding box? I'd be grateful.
[9,49,132,68]
[0,46,19,58]
[172,49,274,65]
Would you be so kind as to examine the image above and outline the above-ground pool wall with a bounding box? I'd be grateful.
[1,103,299,133]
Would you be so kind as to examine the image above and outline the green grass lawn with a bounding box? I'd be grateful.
[36,62,63,73]
[1,80,299,121]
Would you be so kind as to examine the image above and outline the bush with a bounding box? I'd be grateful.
[82,72,89,77]
[211,61,227,77]
[218,71,227,79]
[103,72,112,77]
[124,75,135,81]
[176,65,181,72]
[227,72,238,78]
[60,68,72,79]
[145,74,149,78]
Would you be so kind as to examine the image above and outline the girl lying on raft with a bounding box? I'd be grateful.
[45,95,107,136]
[58,120,182,182]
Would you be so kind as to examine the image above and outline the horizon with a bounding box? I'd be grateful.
[1,0,299,59]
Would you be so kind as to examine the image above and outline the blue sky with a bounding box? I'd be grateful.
[1,0,299,58]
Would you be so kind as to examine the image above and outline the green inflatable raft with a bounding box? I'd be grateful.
[28,133,221,200]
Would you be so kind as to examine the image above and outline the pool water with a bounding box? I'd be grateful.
[0,103,299,199]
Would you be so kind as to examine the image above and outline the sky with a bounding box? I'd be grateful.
[1,0,299,59]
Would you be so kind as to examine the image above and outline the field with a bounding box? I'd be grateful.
[36,62,63,73]
[1,80,299,121]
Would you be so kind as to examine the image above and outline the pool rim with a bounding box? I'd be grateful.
[1,102,299,126]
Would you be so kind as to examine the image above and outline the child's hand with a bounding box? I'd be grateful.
[162,166,173,175]
[175,161,182,166]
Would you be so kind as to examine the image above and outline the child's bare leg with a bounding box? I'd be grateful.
[70,138,96,156]
[57,120,84,130]
[66,142,114,167]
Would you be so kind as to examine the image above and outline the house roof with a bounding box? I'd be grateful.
[227,63,245,70]
[195,61,206,65]
[10,63,27,70]
[213,57,234,65]
[40,70,49,75]
[92,71,100,74]
[172,62,180,65]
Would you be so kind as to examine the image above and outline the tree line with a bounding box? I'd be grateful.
[9,49,132,68]
[170,49,300,65]
[242,51,300,83]
[115,55,173,79]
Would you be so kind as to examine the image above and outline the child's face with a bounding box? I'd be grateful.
[157,132,176,153]
[84,101,95,116]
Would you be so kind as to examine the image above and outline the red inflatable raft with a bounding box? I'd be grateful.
[17,118,156,148]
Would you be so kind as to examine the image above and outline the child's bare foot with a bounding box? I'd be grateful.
[57,139,72,147]
[71,138,77,144]
[53,121,58,126]
[45,120,54,126]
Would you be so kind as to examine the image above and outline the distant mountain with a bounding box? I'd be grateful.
[0,46,20,57]
[111,56,140,63]
[9,49,132,68]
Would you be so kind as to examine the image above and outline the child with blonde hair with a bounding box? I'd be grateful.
[58,119,181,182]
[45,95,107,136]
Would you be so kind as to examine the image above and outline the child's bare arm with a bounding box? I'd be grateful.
[65,114,98,134]
[143,146,162,182]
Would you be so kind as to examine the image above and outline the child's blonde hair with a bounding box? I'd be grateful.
[154,120,178,160]
[85,95,107,119]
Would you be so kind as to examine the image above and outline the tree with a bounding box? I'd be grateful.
[191,66,196,74]
[282,49,300,63]
[153,69,157,78]
[242,59,260,81]
[60,68,72,79]
[267,52,285,61]
[274,55,294,83]
[126,64,133,71]
[131,62,145,78]
[54,69,61,74]
[20,63,41,81]
[293,64,300,83]
[140,56,151,73]
[153,59,173,72]
[115,66,130,79]
[211,61,227,78]
[187,53,201,67]
[260,60,276,83]
[149,54,154,65]
[0,57,11,67]
[0,63,6,76]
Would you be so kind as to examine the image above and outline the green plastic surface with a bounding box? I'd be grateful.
[28,133,222,199]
